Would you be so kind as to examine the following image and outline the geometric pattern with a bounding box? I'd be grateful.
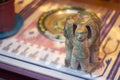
[0,0,120,80]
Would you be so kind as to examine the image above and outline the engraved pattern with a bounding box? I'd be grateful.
[0,0,119,80]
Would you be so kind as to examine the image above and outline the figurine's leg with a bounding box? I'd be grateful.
[90,46,100,63]
[65,39,73,67]
[90,38,100,63]
[80,58,88,72]
[92,51,99,62]
[80,58,98,73]
[70,55,79,69]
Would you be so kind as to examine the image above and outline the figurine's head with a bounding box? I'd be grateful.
[75,25,88,41]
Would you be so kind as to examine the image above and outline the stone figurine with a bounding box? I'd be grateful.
[64,11,101,73]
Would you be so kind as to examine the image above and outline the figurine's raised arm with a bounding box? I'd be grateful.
[63,16,74,38]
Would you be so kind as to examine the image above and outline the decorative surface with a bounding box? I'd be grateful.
[0,0,119,80]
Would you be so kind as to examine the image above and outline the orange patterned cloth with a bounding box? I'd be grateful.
[0,0,119,80]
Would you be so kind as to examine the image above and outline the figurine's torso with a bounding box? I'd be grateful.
[72,39,89,59]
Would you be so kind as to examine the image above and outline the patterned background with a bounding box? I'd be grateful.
[0,0,120,80]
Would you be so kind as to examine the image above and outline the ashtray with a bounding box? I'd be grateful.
[37,7,99,42]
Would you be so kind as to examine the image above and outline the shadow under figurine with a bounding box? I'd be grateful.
[64,10,102,73]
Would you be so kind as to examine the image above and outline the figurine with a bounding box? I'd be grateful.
[71,24,91,72]
[64,11,101,73]
[64,16,75,67]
